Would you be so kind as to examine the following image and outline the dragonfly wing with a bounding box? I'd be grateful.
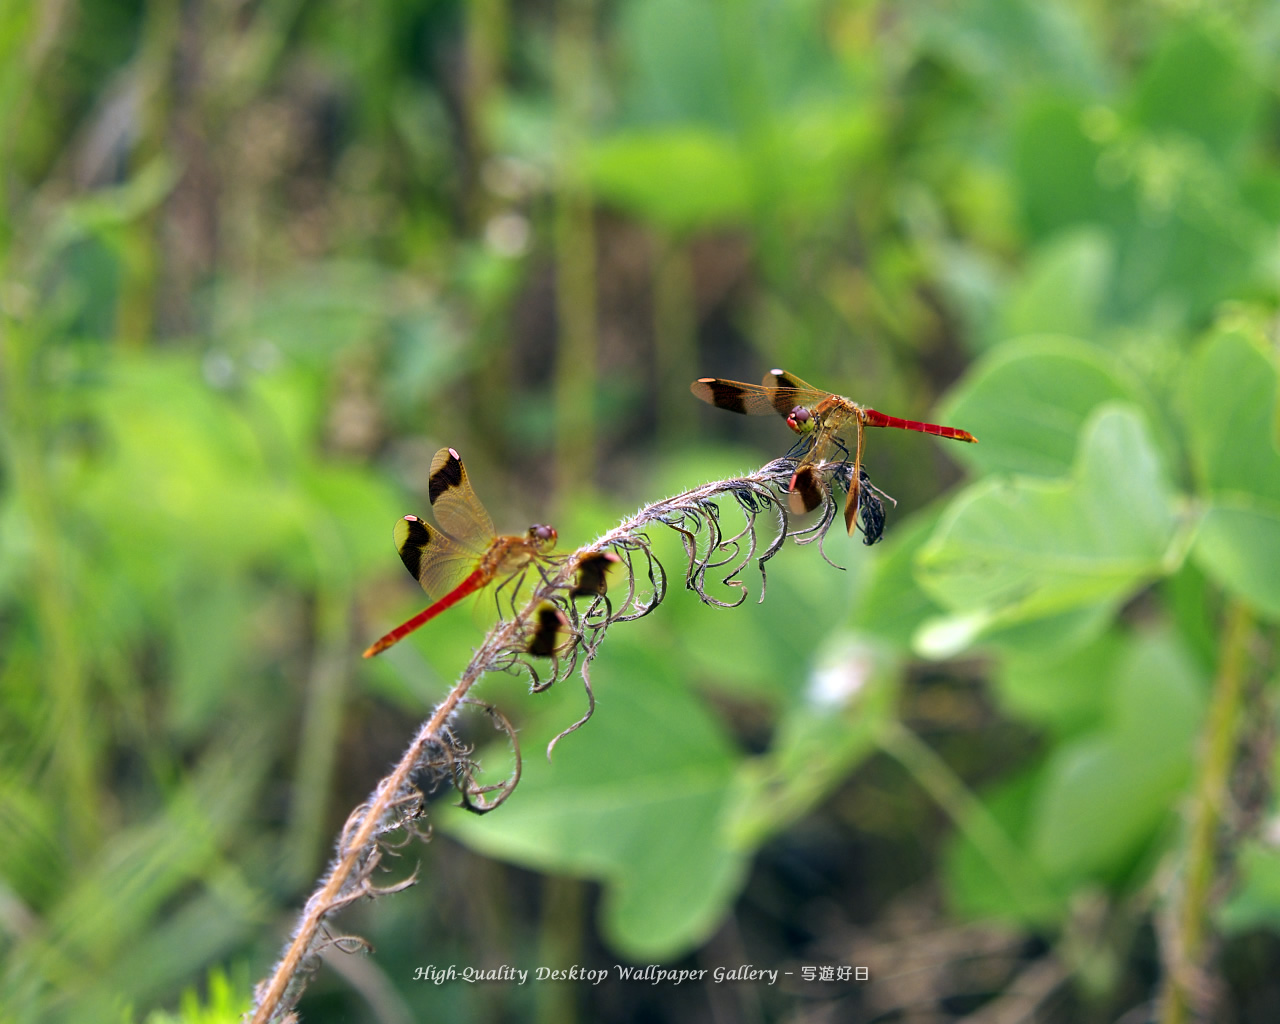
[427,447,497,547]
[788,465,826,514]
[691,377,781,416]
[763,368,823,398]
[691,375,826,420]
[526,601,570,657]
[570,550,621,598]
[394,514,483,600]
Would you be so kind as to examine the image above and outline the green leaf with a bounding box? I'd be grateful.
[971,599,1120,658]
[1221,842,1280,935]
[1194,501,1280,620]
[1000,229,1112,341]
[615,0,735,128]
[942,770,1067,926]
[440,643,747,959]
[1181,325,1280,503]
[1111,150,1269,324]
[915,598,1120,661]
[939,336,1153,478]
[1012,96,1122,240]
[1029,630,1205,880]
[144,967,249,1024]
[994,629,1125,736]
[917,405,1183,626]
[589,128,752,232]
[1133,21,1262,160]
[918,0,1106,102]
[1181,325,1280,618]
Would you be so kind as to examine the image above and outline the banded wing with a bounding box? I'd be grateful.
[363,514,487,658]
[570,550,621,598]
[690,368,829,425]
[763,368,823,396]
[788,464,827,516]
[427,447,496,546]
[365,446,545,659]
[787,464,880,537]
[394,513,484,601]
[526,602,570,657]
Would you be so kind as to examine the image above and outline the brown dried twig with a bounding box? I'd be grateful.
[247,455,861,1023]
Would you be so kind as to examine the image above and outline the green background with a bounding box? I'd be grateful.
[2,1,1279,1022]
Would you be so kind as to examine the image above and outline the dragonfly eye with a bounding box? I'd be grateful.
[529,524,557,546]
[786,406,813,433]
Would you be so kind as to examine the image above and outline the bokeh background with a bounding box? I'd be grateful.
[3,1,1280,1022]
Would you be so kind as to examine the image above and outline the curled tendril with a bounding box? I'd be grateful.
[454,699,523,814]
[249,455,866,1024]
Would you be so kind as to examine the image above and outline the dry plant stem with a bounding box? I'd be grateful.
[1159,600,1254,1024]
[249,459,805,1024]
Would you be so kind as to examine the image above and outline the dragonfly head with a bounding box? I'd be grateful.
[527,523,558,551]
[786,405,815,434]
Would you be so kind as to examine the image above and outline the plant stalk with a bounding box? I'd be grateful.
[1160,599,1253,1024]
[552,0,597,495]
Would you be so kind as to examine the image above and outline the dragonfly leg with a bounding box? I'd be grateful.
[784,436,805,459]
[843,421,867,534]
[491,566,530,618]
[532,557,561,593]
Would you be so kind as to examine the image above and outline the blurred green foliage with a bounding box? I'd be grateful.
[1,1,1279,1023]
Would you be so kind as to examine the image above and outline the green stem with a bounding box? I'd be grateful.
[118,0,181,347]
[552,0,597,496]
[534,875,584,1024]
[877,719,1056,919]
[652,231,696,448]
[283,573,352,884]
[1159,599,1253,1024]
[464,0,506,229]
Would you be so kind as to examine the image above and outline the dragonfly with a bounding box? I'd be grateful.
[363,447,558,658]
[691,369,977,534]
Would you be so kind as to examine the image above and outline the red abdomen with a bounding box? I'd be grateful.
[862,409,977,444]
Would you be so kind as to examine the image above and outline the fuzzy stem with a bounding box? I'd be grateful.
[249,460,799,1022]
[248,624,518,1023]
[1159,599,1253,1024]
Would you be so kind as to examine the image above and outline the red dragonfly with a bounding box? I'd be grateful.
[363,447,557,658]
[691,369,977,534]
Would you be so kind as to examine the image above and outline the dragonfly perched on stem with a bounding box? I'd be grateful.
[363,447,558,658]
[691,369,976,535]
